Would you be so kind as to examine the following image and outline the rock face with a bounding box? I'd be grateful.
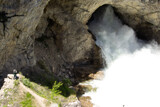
[79,96,93,107]
[33,0,103,83]
[0,0,160,85]
[49,0,160,42]
[0,0,50,81]
[33,0,160,82]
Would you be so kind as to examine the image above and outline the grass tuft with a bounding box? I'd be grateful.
[20,92,33,107]
[21,78,33,88]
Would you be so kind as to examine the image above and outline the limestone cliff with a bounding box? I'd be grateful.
[0,0,160,85]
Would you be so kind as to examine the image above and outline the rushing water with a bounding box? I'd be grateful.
[84,6,160,107]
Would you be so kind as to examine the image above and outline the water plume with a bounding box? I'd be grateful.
[85,6,160,107]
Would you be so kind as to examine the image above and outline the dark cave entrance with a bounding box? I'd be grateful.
[86,4,149,67]
[87,4,159,43]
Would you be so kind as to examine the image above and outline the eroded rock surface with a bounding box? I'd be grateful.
[0,0,50,84]
[33,0,160,83]
[50,0,160,41]
[0,0,160,86]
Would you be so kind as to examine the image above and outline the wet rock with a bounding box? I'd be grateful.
[75,85,96,97]
[88,71,104,80]
[50,103,59,107]
[63,100,81,107]
[79,96,93,107]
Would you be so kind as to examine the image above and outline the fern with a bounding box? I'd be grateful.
[51,81,63,100]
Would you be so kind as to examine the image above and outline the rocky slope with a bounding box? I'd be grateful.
[0,74,80,107]
[0,0,50,86]
[0,0,160,86]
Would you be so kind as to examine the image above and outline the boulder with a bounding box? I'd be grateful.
[88,71,104,80]
[79,96,93,107]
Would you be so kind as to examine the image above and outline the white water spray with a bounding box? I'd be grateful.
[85,6,160,107]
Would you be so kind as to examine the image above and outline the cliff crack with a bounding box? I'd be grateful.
[0,11,24,36]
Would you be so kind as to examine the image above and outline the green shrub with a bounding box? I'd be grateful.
[21,78,32,88]
[14,80,19,86]
[59,79,75,97]
[62,79,72,87]
[51,81,63,100]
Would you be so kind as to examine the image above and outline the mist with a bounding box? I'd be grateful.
[85,6,160,107]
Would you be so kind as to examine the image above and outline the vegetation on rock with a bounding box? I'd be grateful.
[20,92,34,107]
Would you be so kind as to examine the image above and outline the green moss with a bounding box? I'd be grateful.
[14,80,19,86]
[20,92,33,107]
[20,76,52,101]
[30,83,52,100]
[0,79,36,107]
[4,88,12,97]
[21,78,33,88]
[19,75,77,106]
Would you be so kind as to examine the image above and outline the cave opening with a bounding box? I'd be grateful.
[87,5,128,41]
[87,4,158,43]
[87,4,145,64]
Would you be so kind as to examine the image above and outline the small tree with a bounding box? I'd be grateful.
[51,81,63,100]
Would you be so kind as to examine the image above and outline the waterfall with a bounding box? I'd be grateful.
[85,6,160,107]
